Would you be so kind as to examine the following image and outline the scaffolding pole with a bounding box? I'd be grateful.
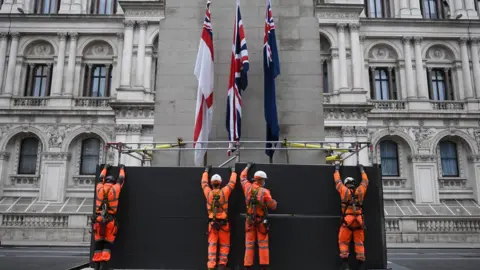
[104,139,371,167]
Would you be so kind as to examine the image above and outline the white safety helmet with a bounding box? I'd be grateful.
[210,174,222,183]
[344,177,355,185]
[254,171,268,180]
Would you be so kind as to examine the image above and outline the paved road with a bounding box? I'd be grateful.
[0,247,479,270]
[388,249,480,270]
[0,246,89,270]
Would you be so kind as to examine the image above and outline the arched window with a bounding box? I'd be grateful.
[18,138,39,175]
[380,140,399,176]
[80,138,101,175]
[440,141,459,177]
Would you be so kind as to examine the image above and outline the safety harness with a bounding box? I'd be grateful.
[340,188,365,231]
[246,187,269,233]
[208,190,229,232]
[94,184,118,237]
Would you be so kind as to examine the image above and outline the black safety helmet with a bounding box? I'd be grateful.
[105,175,116,183]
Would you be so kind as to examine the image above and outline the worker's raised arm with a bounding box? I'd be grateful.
[263,189,277,210]
[358,164,369,192]
[241,162,254,192]
[223,167,237,197]
[201,166,212,198]
[98,164,110,183]
[334,163,347,195]
[117,164,126,187]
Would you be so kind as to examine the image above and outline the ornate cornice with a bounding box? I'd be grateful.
[112,103,155,119]
[324,104,373,120]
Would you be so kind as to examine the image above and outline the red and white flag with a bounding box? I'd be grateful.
[193,0,215,166]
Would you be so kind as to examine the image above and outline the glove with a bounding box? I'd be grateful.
[229,166,235,172]
[204,165,212,173]
[334,162,340,171]
[119,164,125,169]
[358,164,365,173]
[246,162,255,169]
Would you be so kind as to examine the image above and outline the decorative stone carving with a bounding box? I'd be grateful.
[10,32,20,38]
[41,152,71,161]
[19,116,35,123]
[426,45,454,61]
[467,155,480,162]
[129,124,142,133]
[409,125,437,149]
[458,37,468,46]
[467,128,480,151]
[324,107,370,121]
[84,41,113,57]
[349,23,360,32]
[0,32,8,39]
[44,125,72,148]
[113,106,155,119]
[117,33,124,40]
[0,151,10,160]
[325,127,342,138]
[141,126,154,136]
[26,41,55,57]
[336,23,346,32]
[401,36,412,44]
[0,124,11,139]
[58,32,67,41]
[69,32,78,40]
[409,154,436,162]
[369,45,398,60]
[138,20,148,29]
[124,20,135,28]
[115,125,129,133]
[443,119,460,127]
[81,116,99,125]
[413,37,423,45]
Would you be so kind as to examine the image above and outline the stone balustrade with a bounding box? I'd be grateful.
[74,97,111,107]
[12,97,49,107]
[9,175,39,187]
[386,216,480,243]
[1,214,68,227]
[430,101,466,110]
[371,100,406,110]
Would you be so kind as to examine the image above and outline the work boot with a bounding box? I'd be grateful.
[340,258,350,270]
[99,261,108,270]
[357,260,365,270]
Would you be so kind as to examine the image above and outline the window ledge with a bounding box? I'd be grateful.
[72,175,95,187]
[12,97,49,107]
[370,100,406,110]
[9,175,40,187]
[430,101,465,110]
[383,177,406,188]
[438,177,467,189]
[73,97,112,107]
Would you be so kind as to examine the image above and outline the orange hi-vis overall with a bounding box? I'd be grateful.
[241,168,277,267]
[334,170,369,261]
[201,171,237,269]
[92,167,125,263]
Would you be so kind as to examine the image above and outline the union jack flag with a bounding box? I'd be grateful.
[226,0,249,155]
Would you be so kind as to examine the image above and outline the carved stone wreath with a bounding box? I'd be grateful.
[26,41,54,57]
[426,45,453,61]
[84,41,113,57]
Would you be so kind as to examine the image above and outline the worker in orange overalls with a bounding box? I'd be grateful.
[91,164,126,270]
[334,162,369,270]
[202,165,237,270]
[241,162,277,270]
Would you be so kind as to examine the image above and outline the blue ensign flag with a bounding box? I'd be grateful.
[263,0,280,158]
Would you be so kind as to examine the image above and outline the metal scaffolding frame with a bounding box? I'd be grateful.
[104,139,371,167]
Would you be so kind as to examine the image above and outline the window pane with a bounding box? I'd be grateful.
[99,0,106,14]
[80,139,100,175]
[18,138,39,175]
[380,141,399,176]
[381,81,389,100]
[92,78,99,97]
[40,78,47,97]
[33,78,41,97]
[438,80,445,101]
[106,0,113,14]
[99,78,106,97]
[440,142,458,176]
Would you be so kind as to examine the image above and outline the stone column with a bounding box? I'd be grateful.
[337,23,348,90]
[470,156,480,203]
[64,32,77,97]
[39,152,70,202]
[454,0,467,18]
[455,62,465,100]
[470,37,480,98]
[144,49,153,91]
[127,125,142,166]
[136,21,147,87]
[52,33,67,96]
[465,0,479,19]
[409,0,422,17]
[411,155,440,204]
[399,62,407,99]
[459,37,474,99]
[3,33,19,96]
[120,20,135,87]
[402,36,416,98]
[73,59,81,96]
[413,37,428,98]
[13,58,23,96]
[0,33,8,93]
[331,48,339,93]
[114,33,124,94]
[359,35,369,95]
[349,23,362,90]
[0,152,10,198]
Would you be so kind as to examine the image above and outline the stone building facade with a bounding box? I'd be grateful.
[0,0,479,244]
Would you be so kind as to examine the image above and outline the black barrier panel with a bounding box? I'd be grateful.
[91,164,387,270]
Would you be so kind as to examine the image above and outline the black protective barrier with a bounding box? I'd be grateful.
[91,164,387,270]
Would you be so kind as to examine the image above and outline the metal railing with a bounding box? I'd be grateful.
[105,139,371,167]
